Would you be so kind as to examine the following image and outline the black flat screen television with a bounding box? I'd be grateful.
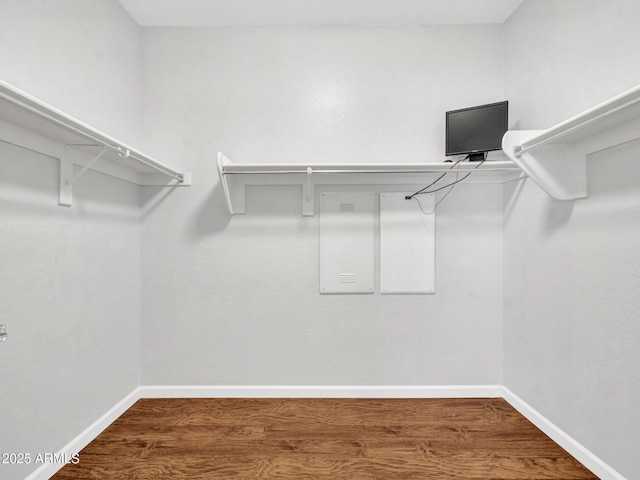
[445,101,508,161]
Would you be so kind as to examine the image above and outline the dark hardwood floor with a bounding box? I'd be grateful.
[52,398,598,479]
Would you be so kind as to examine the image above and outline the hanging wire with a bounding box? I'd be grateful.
[408,155,487,213]
[404,155,467,200]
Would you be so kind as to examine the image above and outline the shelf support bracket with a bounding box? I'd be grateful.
[58,155,73,207]
[58,146,108,207]
[302,167,314,216]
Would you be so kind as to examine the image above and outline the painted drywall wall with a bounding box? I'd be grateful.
[0,2,142,479]
[503,1,640,478]
[0,0,142,146]
[140,26,505,386]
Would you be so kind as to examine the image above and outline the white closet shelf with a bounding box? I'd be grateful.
[503,83,640,200]
[0,78,191,206]
[217,152,523,216]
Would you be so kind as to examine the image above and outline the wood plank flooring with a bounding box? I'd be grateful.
[52,398,598,479]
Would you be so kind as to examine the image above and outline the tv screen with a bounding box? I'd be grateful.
[445,101,508,158]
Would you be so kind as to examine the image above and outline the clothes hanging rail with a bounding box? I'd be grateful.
[503,83,640,200]
[221,164,520,175]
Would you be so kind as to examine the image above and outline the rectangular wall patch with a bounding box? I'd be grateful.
[319,192,374,294]
[380,192,435,294]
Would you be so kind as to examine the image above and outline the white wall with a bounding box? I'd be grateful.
[140,26,505,386]
[7,1,638,478]
[0,2,142,479]
[0,0,142,145]
[503,1,640,478]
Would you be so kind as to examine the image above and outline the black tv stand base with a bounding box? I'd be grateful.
[468,152,487,162]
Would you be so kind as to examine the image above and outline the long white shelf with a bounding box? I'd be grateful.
[0,78,191,206]
[503,83,640,200]
[217,152,524,216]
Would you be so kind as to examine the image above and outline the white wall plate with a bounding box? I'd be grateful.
[380,192,435,294]
[319,192,374,294]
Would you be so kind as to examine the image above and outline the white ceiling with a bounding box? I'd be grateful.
[118,0,525,27]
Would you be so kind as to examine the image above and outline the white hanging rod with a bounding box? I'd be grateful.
[514,83,640,158]
[222,164,519,175]
[224,168,516,174]
[0,79,185,182]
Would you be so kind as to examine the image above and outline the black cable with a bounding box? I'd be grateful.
[412,166,460,214]
[407,156,486,199]
[405,155,467,200]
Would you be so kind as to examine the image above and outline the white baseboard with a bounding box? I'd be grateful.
[139,384,503,398]
[500,386,627,480]
[24,384,627,480]
[24,387,141,480]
